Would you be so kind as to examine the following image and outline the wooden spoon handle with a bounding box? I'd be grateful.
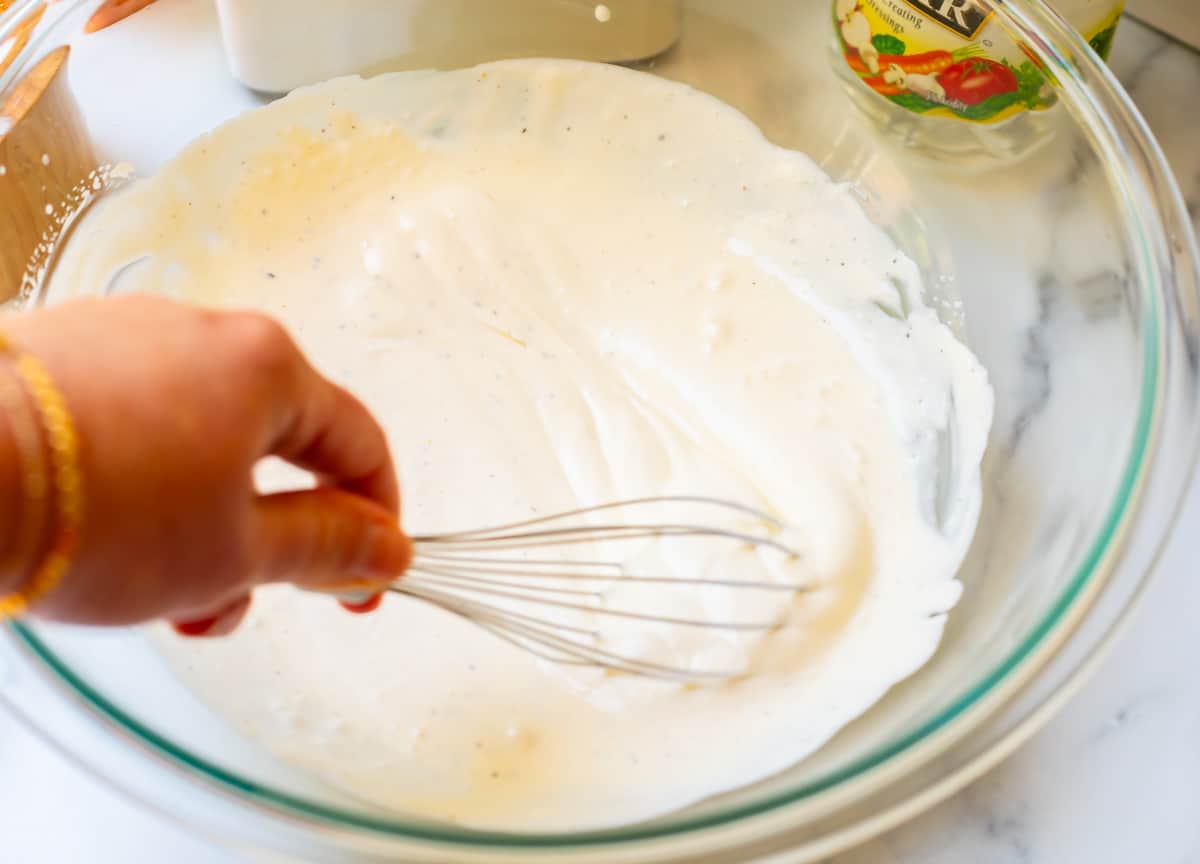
[0,46,98,302]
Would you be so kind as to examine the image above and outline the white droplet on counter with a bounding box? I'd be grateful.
[0,165,6,176]
[362,242,382,275]
[43,203,54,216]
[41,153,51,166]
[702,319,724,353]
[705,273,730,293]
[594,4,612,22]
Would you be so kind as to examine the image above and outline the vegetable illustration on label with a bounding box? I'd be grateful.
[834,0,1125,125]
[937,58,1016,105]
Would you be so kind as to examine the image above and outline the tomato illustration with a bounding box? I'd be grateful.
[937,58,1018,106]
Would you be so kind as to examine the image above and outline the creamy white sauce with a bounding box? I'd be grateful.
[48,60,992,830]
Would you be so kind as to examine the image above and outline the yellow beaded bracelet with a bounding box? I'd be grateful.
[0,348,50,594]
[0,332,84,618]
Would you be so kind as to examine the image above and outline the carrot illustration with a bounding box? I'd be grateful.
[859,75,906,96]
[845,43,984,76]
[847,50,953,76]
[84,0,161,34]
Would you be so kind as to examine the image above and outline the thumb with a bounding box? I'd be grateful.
[253,487,413,592]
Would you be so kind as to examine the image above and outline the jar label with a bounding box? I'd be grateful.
[903,0,991,39]
[834,0,1124,124]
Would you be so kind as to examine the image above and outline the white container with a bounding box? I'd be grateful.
[215,0,682,94]
[830,0,1127,165]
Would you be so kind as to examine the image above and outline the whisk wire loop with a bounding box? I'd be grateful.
[393,496,805,682]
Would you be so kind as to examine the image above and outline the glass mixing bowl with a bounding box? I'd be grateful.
[1,1,1198,861]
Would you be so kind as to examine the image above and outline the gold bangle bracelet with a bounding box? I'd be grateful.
[0,355,50,589]
[0,333,84,618]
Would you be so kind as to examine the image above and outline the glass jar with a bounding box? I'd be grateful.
[832,0,1125,165]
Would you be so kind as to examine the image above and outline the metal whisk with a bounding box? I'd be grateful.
[388,497,805,682]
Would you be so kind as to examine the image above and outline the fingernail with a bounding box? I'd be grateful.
[205,597,252,636]
[172,616,220,637]
[361,524,413,577]
[171,597,251,638]
[339,592,383,615]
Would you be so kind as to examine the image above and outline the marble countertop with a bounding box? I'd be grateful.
[831,20,1200,864]
[2,14,1198,864]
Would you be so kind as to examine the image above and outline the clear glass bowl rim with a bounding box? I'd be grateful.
[1,0,1196,851]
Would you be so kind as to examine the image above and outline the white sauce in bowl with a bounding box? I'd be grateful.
[48,60,993,831]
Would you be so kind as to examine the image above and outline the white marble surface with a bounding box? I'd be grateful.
[2,14,1199,864]
[828,21,1200,864]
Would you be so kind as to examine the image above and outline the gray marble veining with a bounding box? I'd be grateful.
[828,20,1200,864]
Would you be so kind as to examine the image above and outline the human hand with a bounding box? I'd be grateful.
[0,295,411,632]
